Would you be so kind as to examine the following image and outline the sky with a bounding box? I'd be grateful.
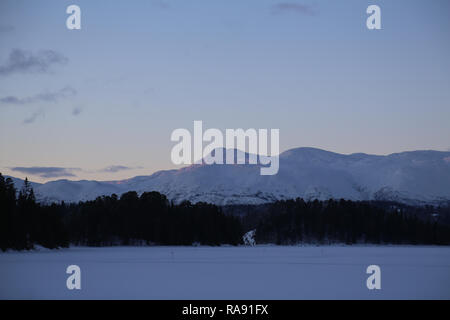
[0,0,449,183]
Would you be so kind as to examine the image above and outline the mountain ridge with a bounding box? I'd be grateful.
[5,147,450,206]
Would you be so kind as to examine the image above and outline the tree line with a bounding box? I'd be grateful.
[250,199,450,245]
[0,173,242,251]
[1,173,449,251]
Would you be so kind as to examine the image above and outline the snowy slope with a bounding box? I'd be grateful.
[8,147,450,205]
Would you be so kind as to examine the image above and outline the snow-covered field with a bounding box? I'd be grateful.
[1,246,449,299]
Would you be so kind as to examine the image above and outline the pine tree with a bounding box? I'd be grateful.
[16,177,37,249]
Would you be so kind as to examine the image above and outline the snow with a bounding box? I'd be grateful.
[1,246,449,299]
[8,147,450,206]
[243,230,256,246]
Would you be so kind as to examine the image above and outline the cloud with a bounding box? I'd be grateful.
[0,25,14,33]
[100,165,134,173]
[9,167,81,178]
[0,49,68,76]
[9,165,144,179]
[0,86,77,105]
[72,106,82,116]
[152,0,170,9]
[271,3,316,15]
[23,110,44,124]
[0,96,22,104]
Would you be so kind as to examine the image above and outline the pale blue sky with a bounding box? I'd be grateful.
[1,0,449,182]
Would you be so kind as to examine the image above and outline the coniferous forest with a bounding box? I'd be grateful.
[1,172,450,251]
[248,199,450,245]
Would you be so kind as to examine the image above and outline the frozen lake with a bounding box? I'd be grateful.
[1,246,449,299]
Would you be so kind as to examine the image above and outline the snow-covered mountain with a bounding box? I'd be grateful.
[7,148,450,206]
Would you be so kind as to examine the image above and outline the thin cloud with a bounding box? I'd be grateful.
[0,49,68,76]
[0,86,77,105]
[10,167,81,178]
[72,106,82,116]
[100,165,134,173]
[23,110,44,124]
[152,0,170,9]
[0,25,14,33]
[0,96,22,104]
[271,3,316,15]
